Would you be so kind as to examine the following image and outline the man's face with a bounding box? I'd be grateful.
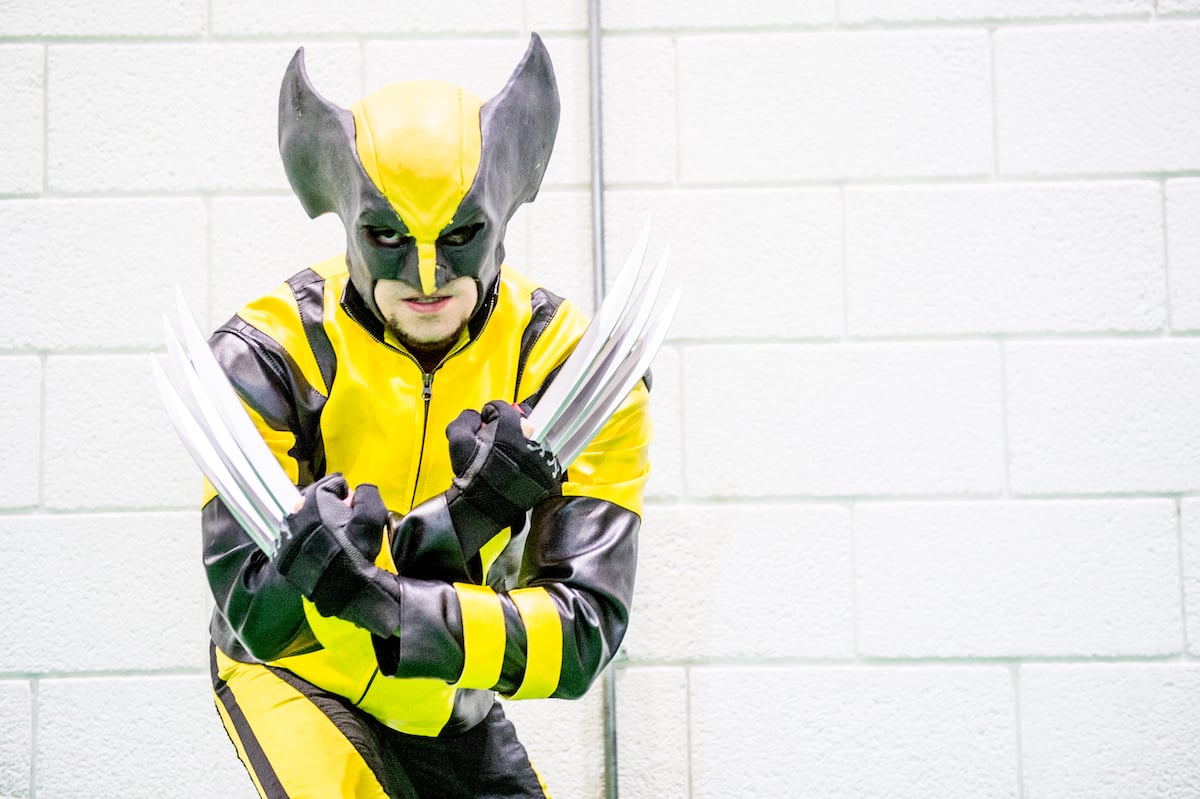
[373,275,478,359]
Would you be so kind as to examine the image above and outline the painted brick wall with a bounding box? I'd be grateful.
[2,1,1198,797]
[604,2,1200,798]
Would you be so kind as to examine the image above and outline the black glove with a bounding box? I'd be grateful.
[276,474,401,638]
[443,400,562,558]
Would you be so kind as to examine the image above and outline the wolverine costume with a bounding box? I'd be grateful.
[202,35,652,798]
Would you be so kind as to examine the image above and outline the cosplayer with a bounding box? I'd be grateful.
[202,34,652,798]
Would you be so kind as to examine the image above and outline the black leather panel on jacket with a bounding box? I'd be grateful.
[204,496,320,662]
[523,494,639,698]
[204,320,329,661]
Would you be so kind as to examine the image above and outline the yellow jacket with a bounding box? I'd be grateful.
[202,257,651,736]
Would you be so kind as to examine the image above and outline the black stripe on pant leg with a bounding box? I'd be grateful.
[265,665,417,799]
[210,645,289,799]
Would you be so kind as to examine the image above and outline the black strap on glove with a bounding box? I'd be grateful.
[276,474,401,638]
[444,400,562,561]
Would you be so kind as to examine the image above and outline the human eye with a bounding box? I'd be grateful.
[439,222,484,247]
[365,226,414,248]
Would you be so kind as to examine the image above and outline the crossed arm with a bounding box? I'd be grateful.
[204,389,650,700]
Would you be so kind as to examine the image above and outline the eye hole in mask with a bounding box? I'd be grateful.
[439,222,485,248]
[365,226,415,248]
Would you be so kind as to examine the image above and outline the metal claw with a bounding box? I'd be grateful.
[153,296,300,556]
[152,358,280,555]
[174,290,300,507]
[540,246,672,456]
[526,218,655,441]
[553,284,681,466]
[527,217,679,468]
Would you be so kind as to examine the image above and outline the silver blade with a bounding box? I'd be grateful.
[553,284,681,467]
[174,289,301,508]
[152,358,279,555]
[526,218,654,440]
[162,318,290,528]
[540,246,671,456]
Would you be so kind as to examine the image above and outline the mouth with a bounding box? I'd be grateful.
[403,295,452,312]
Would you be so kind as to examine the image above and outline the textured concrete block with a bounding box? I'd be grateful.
[499,691,603,799]
[0,357,40,509]
[0,512,209,672]
[603,0,836,29]
[525,0,588,32]
[364,35,591,188]
[43,355,199,510]
[1021,664,1200,799]
[642,345,683,501]
[0,46,44,194]
[996,22,1200,174]
[0,682,31,799]
[604,188,844,340]
[678,31,992,183]
[36,675,257,799]
[683,343,1004,498]
[846,182,1164,336]
[601,37,677,186]
[689,666,1017,799]
[211,0,521,34]
[616,667,689,799]
[0,199,207,349]
[841,0,1148,23]
[1180,498,1200,655]
[857,500,1181,657]
[47,43,360,192]
[627,505,852,660]
[210,196,345,325]
[515,188,594,310]
[1167,179,1200,331]
[1007,341,1200,494]
[1162,0,1200,11]
[0,0,204,35]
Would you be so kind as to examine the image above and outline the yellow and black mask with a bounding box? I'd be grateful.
[278,34,560,320]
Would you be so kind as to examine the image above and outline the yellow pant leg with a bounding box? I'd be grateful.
[211,645,405,799]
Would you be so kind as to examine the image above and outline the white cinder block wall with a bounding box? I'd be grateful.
[3,1,1199,797]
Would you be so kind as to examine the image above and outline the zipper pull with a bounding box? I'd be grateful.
[422,372,433,402]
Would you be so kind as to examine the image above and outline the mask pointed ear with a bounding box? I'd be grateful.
[477,33,561,216]
[278,48,361,219]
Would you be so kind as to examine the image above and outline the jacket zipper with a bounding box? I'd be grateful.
[342,287,498,509]
[409,371,435,509]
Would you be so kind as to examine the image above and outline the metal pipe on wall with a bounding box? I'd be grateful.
[586,2,619,798]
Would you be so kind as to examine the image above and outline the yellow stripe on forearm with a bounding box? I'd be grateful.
[453,583,505,690]
[507,587,563,700]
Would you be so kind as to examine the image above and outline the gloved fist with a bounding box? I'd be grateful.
[444,400,562,550]
[275,474,400,638]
